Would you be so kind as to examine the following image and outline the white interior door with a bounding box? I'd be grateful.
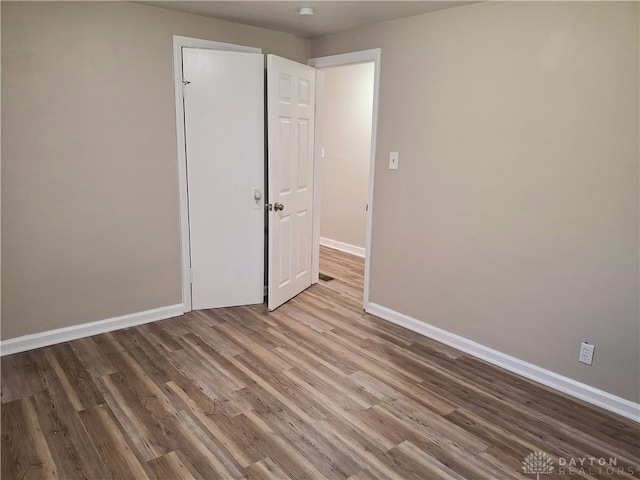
[183,48,264,310]
[267,55,316,310]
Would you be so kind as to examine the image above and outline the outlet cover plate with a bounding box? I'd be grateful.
[579,342,594,365]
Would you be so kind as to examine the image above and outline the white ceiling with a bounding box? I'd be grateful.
[136,1,478,38]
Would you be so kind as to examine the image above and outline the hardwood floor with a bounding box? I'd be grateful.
[2,245,639,479]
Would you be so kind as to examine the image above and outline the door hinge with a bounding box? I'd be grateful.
[182,79,191,97]
[189,268,194,284]
[366,204,369,212]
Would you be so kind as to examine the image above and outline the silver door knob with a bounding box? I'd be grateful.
[274,202,285,211]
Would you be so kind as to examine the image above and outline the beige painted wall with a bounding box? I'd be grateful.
[1,1,309,339]
[311,2,640,402]
[320,63,374,250]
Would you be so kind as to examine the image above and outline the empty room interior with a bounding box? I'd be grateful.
[2,1,639,479]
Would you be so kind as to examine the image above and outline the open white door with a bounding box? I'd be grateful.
[267,55,316,310]
[183,48,264,310]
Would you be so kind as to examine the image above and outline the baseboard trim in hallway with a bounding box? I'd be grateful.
[319,237,365,258]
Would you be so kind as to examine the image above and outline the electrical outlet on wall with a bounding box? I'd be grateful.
[579,342,595,365]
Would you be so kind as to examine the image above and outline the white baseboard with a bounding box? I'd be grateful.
[365,302,640,423]
[320,237,365,258]
[1,304,185,356]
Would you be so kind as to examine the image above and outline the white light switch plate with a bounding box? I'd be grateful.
[389,152,399,170]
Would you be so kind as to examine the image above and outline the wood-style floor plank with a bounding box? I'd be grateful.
[1,397,59,479]
[147,450,198,480]
[78,404,151,480]
[2,245,639,479]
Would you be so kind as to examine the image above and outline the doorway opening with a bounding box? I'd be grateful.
[309,49,382,309]
[319,62,374,259]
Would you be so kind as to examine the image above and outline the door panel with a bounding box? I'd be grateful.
[267,55,316,310]
[183,48,264,310]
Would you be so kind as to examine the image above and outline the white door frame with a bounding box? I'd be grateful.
[173,35,262,312]
[308,49,382,309]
